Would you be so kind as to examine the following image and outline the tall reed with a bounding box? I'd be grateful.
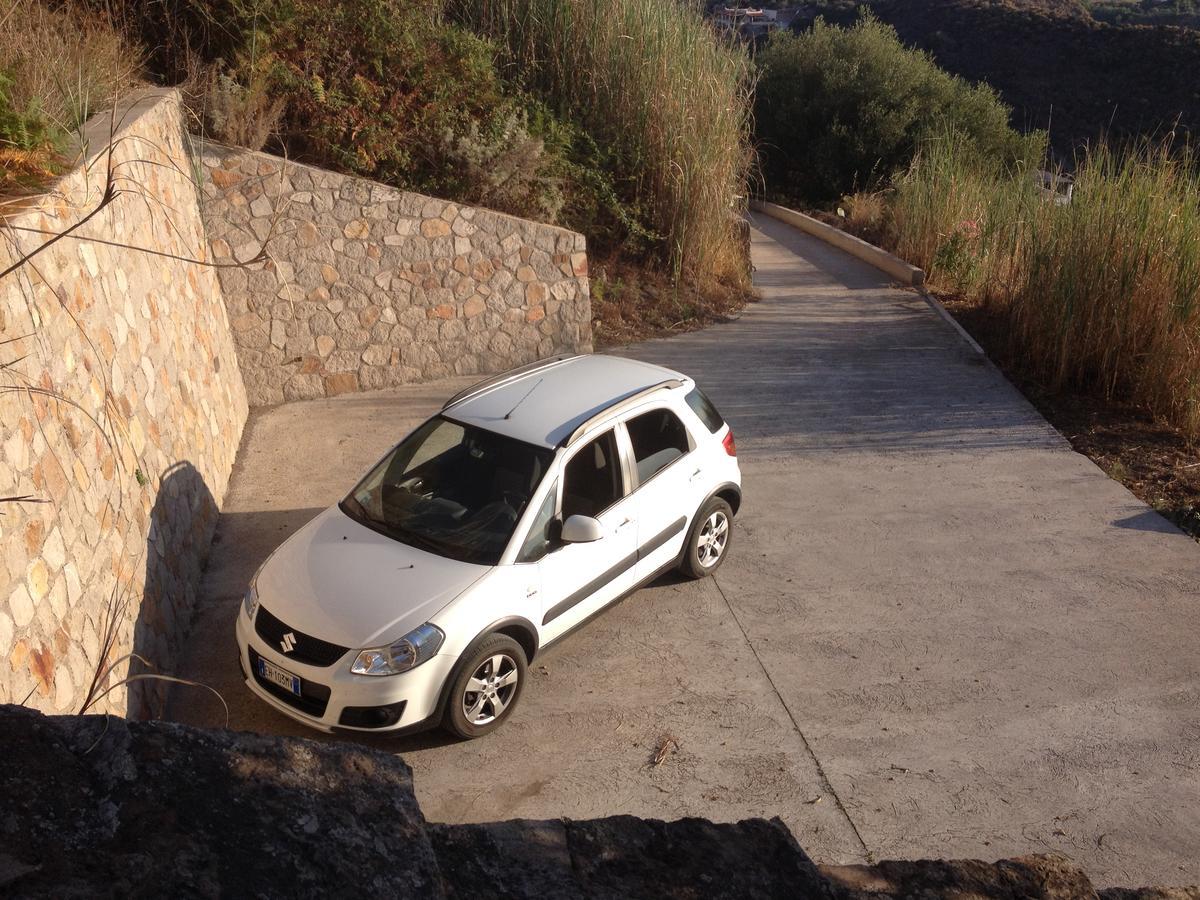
[449,0,754,283]
[889,135,1200,438]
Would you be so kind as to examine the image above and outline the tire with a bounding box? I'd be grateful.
[679,496,734,580]
[442,633,528,740]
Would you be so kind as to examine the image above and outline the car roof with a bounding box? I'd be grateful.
[444,354,689,449]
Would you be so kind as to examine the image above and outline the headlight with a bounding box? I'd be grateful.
[351,623,444,676]
[242,582,259,620]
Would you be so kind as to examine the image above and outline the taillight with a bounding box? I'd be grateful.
[722,429,737,457]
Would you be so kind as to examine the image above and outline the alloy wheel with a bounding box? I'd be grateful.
[462,653,519,725]
[697,510,729,567]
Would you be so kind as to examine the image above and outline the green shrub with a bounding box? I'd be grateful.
[437,104,564,222]
[118,0,562,215]
[755,15,1043,204]
[256,0,531,196]
[0,71,53,151]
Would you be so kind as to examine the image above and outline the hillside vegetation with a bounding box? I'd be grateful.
[796,0,1200,159]
[140,0,748,286]
[3,0,753,336]
[755,17,1041,204]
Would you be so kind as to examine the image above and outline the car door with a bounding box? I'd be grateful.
[621,405,699,581]
[536,428,639,645]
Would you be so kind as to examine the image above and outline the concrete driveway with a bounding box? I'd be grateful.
[170,213,1200,887]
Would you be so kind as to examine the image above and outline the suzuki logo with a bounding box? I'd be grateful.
[280,632,297,653]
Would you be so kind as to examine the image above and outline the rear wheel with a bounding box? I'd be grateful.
[442,633,527,739]
[679,496,734,579]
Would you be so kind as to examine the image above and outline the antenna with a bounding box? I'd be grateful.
[504,378,543,420]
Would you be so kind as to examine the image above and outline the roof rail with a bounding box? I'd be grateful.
[559,378,683,447]
[442,355,579,411]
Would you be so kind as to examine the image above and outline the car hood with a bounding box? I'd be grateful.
[255,506,489,649]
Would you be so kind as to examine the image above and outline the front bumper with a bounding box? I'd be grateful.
[235,610,457,734]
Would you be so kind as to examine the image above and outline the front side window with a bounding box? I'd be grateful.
[340,416,552,565]
[562,430,623,519]
[626,408,691,484]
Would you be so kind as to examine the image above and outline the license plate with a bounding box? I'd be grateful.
[258,657,301,696]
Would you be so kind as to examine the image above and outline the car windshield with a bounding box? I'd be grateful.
[340,416,553,565]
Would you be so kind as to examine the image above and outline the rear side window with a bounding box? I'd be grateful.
[626,408,691,484]
[685,387,724,433]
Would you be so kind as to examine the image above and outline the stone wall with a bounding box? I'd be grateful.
[0,91,249,716]
[198,145,592,406]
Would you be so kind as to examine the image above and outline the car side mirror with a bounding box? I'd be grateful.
[560,515,603,543]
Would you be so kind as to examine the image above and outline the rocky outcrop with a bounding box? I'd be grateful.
[430,816,833,899]
[1,705,1195,899]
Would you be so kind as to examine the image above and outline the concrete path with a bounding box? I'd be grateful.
[170,214,1200,887]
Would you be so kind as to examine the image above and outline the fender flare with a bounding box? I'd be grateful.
[705,481,742,516]
[433,615,540,720]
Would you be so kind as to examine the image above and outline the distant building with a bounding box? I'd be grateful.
[1035,170,1074,205]
[713,6,784,40]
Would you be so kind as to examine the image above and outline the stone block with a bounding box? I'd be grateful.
[283,374,325,402]
[209,168,243,189]
[8,583,34,629]
[310,309,336,336]
[324,372,359,397]
[325,349,360,374]
[420,219,452,238]
[359,366,392,392]
[361,344,390,367]
[249,195,272,218]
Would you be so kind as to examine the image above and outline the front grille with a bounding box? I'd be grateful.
[249,648,331,718]
[254,605,350,667]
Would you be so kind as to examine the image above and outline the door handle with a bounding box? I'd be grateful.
[616,517,635,531]
[689,468,703,481]
[526,587,539,598]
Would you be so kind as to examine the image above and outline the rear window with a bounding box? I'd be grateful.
[685,387,724,433]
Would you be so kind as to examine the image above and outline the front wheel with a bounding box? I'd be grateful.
[442,633,527,739]
[678,496,734,579]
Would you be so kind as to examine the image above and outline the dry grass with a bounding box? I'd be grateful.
[0,0,140,195]
[830,190,889,247]
[887,135,1200,440]
[450,0,755,284]
[199,67,284,152]
[589,256,751,347]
